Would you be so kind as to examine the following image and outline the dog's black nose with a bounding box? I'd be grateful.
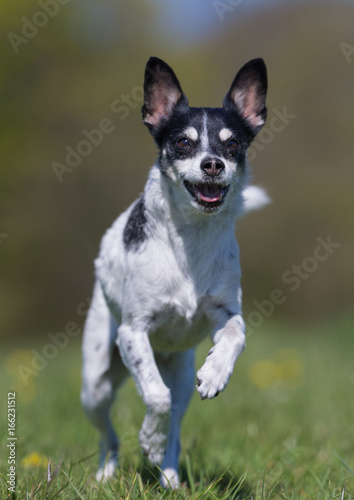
[201,157,225,177]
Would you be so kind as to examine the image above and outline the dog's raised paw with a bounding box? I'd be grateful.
[196,355,232,399]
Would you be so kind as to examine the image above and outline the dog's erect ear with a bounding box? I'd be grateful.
[142,57,188,132]
[223,58,267,137]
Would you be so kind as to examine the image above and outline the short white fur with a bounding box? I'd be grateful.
[219,127,233,142]
[81,56,269,490]
[81,162,268,487]
[183,126,199,142]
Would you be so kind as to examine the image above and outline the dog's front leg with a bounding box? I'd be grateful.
[116,324,171,465]
[197,314,246,400]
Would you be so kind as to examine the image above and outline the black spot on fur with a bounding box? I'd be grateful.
[151,312,158,323]
[123,196,148,251]
[134,359,143,370]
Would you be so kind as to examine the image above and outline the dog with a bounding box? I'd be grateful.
[81,56,268,489]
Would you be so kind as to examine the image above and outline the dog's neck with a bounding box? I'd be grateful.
[146,164,238,226]
[144,165,239,272]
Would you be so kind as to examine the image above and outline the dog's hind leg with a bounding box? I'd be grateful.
[81,281,127,480]
[156,349,195,489]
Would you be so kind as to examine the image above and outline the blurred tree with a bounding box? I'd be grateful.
[0,0,353,341]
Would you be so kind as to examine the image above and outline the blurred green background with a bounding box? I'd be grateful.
[1,0,353,342]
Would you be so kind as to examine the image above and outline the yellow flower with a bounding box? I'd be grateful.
[250,349,304,389]
[21,452,48,469]
[5,350,33,377]
[250,360,281,388]
[275,349,304,388]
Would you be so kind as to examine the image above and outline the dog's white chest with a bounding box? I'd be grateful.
[148,306,211,352]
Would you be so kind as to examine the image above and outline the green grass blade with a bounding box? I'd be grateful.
[331,450,354,476]
[185,454,196,496]
[62,470,87,500]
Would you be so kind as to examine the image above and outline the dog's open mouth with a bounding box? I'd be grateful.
[184,181,230,210]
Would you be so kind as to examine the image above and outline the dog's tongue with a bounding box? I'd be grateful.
[196,184,223,203]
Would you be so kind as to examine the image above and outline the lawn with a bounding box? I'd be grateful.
[1,315,354,499]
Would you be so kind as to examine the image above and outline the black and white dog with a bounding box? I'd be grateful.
[81,57,268,488]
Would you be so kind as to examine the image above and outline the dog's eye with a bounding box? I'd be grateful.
[176,137,191,149]
[226,138,238,150]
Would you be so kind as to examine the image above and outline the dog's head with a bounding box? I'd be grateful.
[142,57,267,214]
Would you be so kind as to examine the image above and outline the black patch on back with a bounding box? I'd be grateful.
[123,196,148,252]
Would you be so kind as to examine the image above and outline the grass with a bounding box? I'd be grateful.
[1,315,354,499]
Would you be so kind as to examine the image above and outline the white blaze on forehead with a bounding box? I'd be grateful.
[219,128,233,142]
[200,112,209,149]
[183,126,198,142]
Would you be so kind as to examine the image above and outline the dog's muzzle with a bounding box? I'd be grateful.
[184,180,230,211]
